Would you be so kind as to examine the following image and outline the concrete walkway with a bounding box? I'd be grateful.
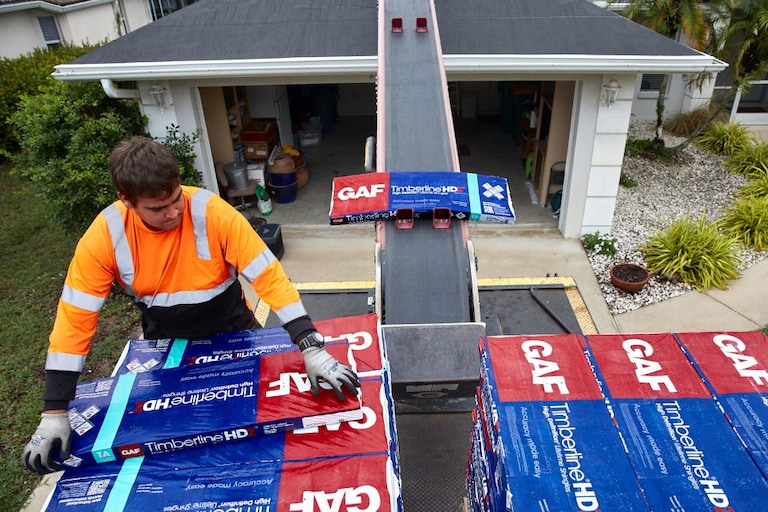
[271,224,768,335]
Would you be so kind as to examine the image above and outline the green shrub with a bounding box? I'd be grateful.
[641,214,743,291]
[695,121,754,155]
[725,143,768,178]
[581,231,618,259]
[737,173,768,199]
[620,171,638,188]
[720,196,768,251]
[624,138,676,160]
[161,124,203,187]
[10,80,146,234]
[0,44,98,157]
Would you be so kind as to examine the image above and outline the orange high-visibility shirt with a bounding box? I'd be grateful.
[46,186,305,373]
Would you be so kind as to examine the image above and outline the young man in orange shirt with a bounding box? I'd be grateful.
[22,137,358,474]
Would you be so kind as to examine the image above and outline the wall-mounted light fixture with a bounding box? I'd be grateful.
[601,77,621,108]
[148,82,171,111]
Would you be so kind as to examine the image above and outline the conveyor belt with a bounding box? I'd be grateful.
[377,0,472,325]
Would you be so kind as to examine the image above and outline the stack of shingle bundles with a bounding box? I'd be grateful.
[584,332,768,510]
[44,313,402,512]
[672,331,768,480]
[469,334,649,512]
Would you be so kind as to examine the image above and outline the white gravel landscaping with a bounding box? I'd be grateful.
[587,122,768,315]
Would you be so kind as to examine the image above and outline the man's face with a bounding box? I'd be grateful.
[120,186,184,231]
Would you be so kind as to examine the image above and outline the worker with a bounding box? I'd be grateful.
[21,136,359,474]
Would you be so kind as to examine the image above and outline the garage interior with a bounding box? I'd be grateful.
[201,81,573,228]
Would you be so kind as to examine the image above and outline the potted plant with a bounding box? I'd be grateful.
[610,263,651,293]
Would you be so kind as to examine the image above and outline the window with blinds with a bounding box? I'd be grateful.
[640,74,665,92]
[37,16,61,49]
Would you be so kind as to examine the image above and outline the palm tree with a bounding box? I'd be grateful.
[616,1,713,144]
[720,0,768,79]
[672,0,768,149]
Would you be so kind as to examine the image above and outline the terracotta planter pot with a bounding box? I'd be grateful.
[610,263,651,293]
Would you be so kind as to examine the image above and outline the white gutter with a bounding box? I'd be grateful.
[53,53,726,82]
[0,0,112,14]
[100,78,139,100]
[53,56,379,81]
[444,54,728,74]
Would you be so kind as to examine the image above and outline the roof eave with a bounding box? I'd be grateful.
[52,54,727,82]
[52,56,380,81]
[444,54,728,74]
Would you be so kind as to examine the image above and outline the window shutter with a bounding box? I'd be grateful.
[37,16,61,45]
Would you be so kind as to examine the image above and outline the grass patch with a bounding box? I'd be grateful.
[0,165,140,510]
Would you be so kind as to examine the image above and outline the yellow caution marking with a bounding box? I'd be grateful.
[477,276,576,287]
[565,287,598,334]
[294,281,375,291]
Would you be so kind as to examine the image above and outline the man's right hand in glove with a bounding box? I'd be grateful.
[22,412,71,474]
[299,331,360,401]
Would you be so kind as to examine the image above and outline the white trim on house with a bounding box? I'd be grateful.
[53,54,726,82]
[53,56,380,81]
[0,0,113,14]
[445,54,726,75]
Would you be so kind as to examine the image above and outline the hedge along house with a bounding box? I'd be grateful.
[51,0,725,238]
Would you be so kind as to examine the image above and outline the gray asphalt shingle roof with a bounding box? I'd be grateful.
[435,0,699,57]
[69,0,702,67]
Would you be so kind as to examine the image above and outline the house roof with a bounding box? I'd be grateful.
[52,0,726,82]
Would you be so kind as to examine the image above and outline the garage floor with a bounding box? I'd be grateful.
[240,115,559,230]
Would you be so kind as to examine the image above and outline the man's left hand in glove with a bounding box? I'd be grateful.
[22,412,72,474]
[298,331,360,401]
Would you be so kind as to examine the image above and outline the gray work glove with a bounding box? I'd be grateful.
[22,412,71,474]
[299,331,360,401]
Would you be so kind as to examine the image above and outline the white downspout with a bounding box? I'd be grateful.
[100,78,140,100]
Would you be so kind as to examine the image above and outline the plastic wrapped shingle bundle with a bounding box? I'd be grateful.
[468,334,650,512]
[44,314,402,512]
[584,332,768,510]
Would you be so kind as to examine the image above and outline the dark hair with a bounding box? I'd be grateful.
[108,136,181,205]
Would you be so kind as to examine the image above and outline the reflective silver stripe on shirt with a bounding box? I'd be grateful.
[135,271,238,308]
[275,301,309,325]
[61,285,106,312]
[190,189,213,261]
[45,352,86,372]
[240,249,276,283]
[103,204,136,297]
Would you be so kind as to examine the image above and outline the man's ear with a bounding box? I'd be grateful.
[117,192,133,209]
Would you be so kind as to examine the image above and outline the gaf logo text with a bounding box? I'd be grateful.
[336,184,386,201]
[289,485,381,512]
[713,334,768,385]
[521,340,569,394]
[622,339,676,392]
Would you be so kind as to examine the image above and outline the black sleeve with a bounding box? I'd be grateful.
[43,370,80,411]
[282,315,316,345]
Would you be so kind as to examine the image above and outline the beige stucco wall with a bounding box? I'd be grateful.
[0,0,150,59]
[0,10,46,58]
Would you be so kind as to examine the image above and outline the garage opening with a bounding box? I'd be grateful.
[200,81,572,228]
